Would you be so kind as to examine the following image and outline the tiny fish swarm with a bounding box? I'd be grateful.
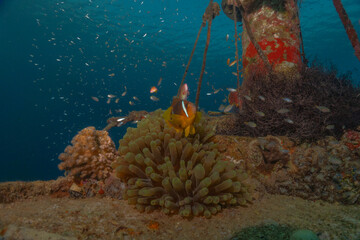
[112,109,251,218]
[231,65,360,141]
[58,127,117,182]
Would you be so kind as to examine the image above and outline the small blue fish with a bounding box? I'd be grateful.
[258,96,265,101]
[282,97,292,103]
[284,118,294,124]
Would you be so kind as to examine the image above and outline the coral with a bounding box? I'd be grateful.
[0,177,72,203]
[112,109,251,218]
[224,64,360,141]
[58,127,117,182]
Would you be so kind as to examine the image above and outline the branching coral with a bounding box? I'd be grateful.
[112,109,251,218]
[58,127,117,182]
[225,65,360,141]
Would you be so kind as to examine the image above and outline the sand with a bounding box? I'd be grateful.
[1,192,359,240]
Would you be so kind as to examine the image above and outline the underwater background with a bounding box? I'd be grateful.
[0,0,359,182]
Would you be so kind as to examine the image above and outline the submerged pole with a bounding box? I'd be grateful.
[222,0,303,90]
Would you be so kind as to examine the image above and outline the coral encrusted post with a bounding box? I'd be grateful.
[240,0,303,89]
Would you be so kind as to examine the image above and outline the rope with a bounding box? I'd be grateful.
[177,24,203,97]
[195,17,213,109]
[233,3,240,90]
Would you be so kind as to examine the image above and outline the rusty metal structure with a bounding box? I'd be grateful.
[222,0,303,91]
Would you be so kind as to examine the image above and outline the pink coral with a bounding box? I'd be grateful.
[58,127,117,182]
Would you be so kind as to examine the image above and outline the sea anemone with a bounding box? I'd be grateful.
[112,109,252,218]
[58,127,117,182]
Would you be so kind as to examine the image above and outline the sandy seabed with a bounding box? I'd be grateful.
[0,190,359,240]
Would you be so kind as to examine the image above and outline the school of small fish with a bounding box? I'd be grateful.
[29,1,344,145]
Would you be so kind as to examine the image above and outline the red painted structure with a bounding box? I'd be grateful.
[241,0,302,85]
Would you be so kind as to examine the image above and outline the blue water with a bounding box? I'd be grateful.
[0,0,359,181]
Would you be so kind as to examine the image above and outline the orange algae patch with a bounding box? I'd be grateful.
[343,130,360,150]
[280,140,296,155]
[0,227,7,236]
[98,188,105,194]
[147,221,160,230]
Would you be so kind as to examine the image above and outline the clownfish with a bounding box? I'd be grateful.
[163,84,201,137]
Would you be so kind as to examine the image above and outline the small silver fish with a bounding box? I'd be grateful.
[213,89,221,94]
[282,97,292,103]
[315,105,330,113]
[244,95,252,101]
[107,94,116,98]
[284,118,294,124]
[244,121,257,128]
[226,88,237,92]
[133,96,140,101]
[229,60,237,67]
[226,34,229,41]
[326,125,335,130]
[206,92,212,96]
[91,96,99,102]
[150,96,159,101]
[277,108,290,114]
[223,104,233,113]
[258,96,265,101]
[129,101,135,105]
[117,117,126,122]
[218,104,226,112]
[121,86,127,96]
[255,111,265,117]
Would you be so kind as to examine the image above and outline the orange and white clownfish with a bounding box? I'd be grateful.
[163,84,201,137]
